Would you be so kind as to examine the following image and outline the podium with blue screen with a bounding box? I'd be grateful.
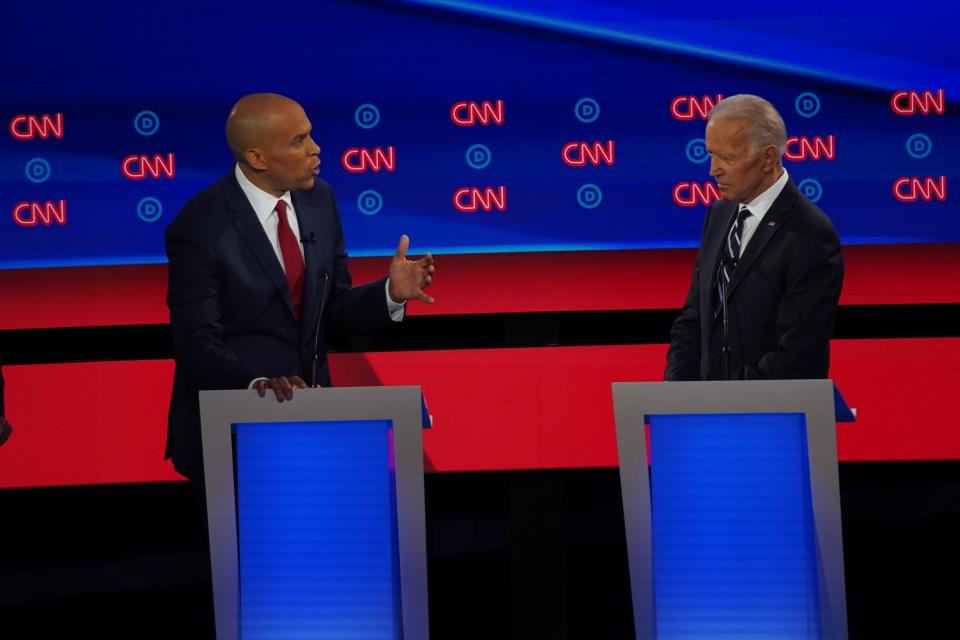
[199,386,429,640]
[613,379,855,639]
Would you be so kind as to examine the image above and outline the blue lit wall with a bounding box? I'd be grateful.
[1,0,956,268]
[234,420,401,639]
[649,413,820,638]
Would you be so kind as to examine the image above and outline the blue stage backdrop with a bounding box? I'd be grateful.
[1,0,956,269]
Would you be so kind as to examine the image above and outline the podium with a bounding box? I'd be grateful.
[612,379,854,639]
[199,386,429,640]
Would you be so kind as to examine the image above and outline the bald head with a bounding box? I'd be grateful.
[225,93,321,196]
[226,93,303,161]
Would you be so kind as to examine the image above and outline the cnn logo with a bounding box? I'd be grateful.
[342,147,396,173]
[673,182,721,207]
[670,95,724,121]
[890,90,945,116]
[893,177,946,202]
[784,136,836,161]
[451,100,504,126]
[122,154,176,180]
[453,187,507,212]
[13,201,67,226]
[561,141,615,167]
[9,113,63,139]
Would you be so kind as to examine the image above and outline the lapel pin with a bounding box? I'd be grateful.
[768,221,776,226]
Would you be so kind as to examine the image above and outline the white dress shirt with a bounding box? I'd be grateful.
[235,164,304,266]
[738,168,790,253]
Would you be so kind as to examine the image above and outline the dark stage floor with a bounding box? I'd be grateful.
[1,461,958,639]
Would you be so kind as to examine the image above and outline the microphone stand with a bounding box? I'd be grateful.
[718,257,737,381]
[309,273,330,388]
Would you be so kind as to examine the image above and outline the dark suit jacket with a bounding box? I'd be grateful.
[165,172,392,481]
[665,178,844,381]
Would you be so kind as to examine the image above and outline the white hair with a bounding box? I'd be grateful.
[708,94,787,156]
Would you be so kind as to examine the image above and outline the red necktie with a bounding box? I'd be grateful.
[275,199,305,323]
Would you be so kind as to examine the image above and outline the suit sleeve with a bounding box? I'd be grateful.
[324,189,392,336]
[746,224,844,379]
[665,254,703,380]
[664,208,714,381]
[166,216,259,390]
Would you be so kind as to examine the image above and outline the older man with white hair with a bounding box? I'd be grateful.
[665,94,844,381]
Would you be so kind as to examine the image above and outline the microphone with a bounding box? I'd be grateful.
[718,256,739,268]
[300,231,317,244]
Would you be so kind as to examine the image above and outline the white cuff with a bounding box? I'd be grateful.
[385,279,406,322]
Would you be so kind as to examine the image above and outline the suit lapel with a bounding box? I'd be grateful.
[292,190,323,344]
[224,173,297,322]
[726,179,799,298]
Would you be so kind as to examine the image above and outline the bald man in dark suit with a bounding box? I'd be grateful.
[165,94,435,486]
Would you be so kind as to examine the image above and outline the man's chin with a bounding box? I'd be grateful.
[717,186,739,202]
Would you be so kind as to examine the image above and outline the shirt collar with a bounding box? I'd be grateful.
[740,167,789,222]
[234,163,293,225]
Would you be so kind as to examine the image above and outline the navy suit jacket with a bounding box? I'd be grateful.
[665,178,844,381]
[165,172,392,481]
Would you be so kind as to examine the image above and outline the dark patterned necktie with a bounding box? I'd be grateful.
[715,207,752,315]
[275,199,305,323]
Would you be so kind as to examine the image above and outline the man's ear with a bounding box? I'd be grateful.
[245,148,267,171]
[763,144,779,172]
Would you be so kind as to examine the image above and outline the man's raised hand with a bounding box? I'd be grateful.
[388,234,436,304]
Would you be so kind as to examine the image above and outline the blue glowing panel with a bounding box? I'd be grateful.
[234,420,400,639]
[1,0,958,269]
[649,413,820,639]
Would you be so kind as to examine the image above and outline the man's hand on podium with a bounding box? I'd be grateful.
[254,376,308,402]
